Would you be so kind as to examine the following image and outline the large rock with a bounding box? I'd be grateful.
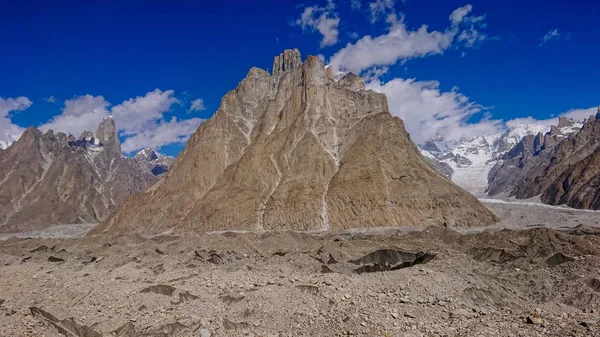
[89,50,497,236]
[0,119,160,233]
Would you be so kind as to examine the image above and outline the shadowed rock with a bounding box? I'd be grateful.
[29,307,102,337]
[546,252,574,266]
[219,294,245,305]
[467,247,523,264]
[349,250,435,274]
[588,278,600,292]
[139,285,198,304]
[113,321,187,337]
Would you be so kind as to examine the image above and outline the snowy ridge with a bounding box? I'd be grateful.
[133,148,174,177]
[420,122,581,195]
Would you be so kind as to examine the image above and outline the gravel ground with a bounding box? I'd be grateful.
[1,201,600,336]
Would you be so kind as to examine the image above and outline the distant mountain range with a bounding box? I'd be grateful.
[420,117,583,195]
[0,117,174,233]
[422,109,600,211]
[1,50,598,236]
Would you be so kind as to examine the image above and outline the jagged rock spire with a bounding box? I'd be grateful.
[95,116,121,153]
[272,49,302,76]
[79,130,95,141]
[596,106,600,120]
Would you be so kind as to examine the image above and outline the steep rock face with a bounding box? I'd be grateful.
[512,114,600,200]
[90,50,497,236]
[0,118,158,233]
[541,147,600,208]
[487,117,583,196]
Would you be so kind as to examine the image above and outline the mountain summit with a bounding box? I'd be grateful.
[90,49,497,236]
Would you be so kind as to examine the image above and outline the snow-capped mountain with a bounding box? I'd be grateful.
[133,148,174,176]
[0,140,11,150]
[420,118,581,195]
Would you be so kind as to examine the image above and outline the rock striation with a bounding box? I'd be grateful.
[0,117,161,233]
[90,49,497,236]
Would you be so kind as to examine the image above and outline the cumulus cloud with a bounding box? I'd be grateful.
[539,29,560,45]
[0,96,32,144]
[120,116,204,153]
[351,0,361,10]
[295,0,340,47]
[506,107,598,129]
[369,0,395,23]
[189,98,206,112]
[111,89,179,135]
[41,95,110,135]
[366,77,503,144]
[329,4,489,74]
[44,95,56,103]
[40,89,202,153]
[0,96,32,118]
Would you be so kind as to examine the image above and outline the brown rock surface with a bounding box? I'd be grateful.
[91,49,497,236]
[0,118,159,233]
[487,115,588,198]
[542,146,600,209]
[2,221,600,337]
[513,110,600,203]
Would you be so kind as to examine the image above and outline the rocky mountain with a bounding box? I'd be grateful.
[487,117,583,196]
[89,49,497,236]
[0,117,161,233]
[134,148,175,176]
[496,110,600,209]
[420,124,552,195]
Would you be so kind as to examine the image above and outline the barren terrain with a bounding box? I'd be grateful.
[1,201,599,337]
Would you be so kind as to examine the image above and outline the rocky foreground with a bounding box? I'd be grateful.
[1,215,600,336]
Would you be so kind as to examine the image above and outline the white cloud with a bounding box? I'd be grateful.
[189,98,206,112]
[329,4,489,74]
[120,117,204,153]
[0,96,32,118]
[351,0,361,10]
[111,89,179,135]
[40,89,202,153]
[506,107,598,129]
[449,4,473,25]
[0,96,32,144]
[366,77,503,144]
[41,95,110,136]
[295,0,340,47]
[540,29,560,45]
[44,95,56,103]
[369,0,395,23]
[456,13,487,47]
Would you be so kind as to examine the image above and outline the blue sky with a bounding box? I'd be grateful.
[1,0,598,155]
